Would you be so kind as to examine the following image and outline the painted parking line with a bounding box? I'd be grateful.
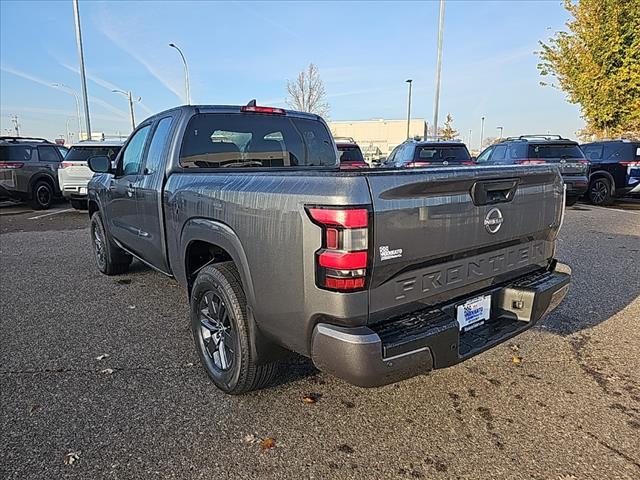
[28,208,74,220]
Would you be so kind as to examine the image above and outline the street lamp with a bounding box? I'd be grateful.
[480,116,485,150]
[52,83,82,140]
[405,79,413,139]
[169,43,191,105]
[497,126,503,139]
[72,0,91,139]
[112,89,141,131]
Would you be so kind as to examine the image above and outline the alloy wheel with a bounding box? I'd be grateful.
[199,291,235,371]
[590,180,608,204]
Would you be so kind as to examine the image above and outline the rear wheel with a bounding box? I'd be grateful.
[191,262,277,394]
[588,177,613,206]
[70,199,87,210]
[29,180,53,210]
[90,212,132,275]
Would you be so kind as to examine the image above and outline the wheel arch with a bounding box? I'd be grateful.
[28,173,57,197]
[588,170,616,195]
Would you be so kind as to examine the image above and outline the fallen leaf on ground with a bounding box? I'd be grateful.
[259,437,276,451]
[95,354,110,361]
[509,344,520,353]
[337,444,354,454]
[128,305,136,309]
[185,362,194,367]
[303,393,321,404]
[63,451,80,465]
[100,368,114,375]
[511,355,522,366]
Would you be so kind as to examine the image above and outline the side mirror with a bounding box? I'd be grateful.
[88,155,112,173]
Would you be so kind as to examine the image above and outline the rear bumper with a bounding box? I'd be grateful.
[311,262,571,387]
[562,175,588,196]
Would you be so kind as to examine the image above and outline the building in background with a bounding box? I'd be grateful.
[329,118,428,162]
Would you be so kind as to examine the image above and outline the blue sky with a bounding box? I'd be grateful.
[1,0,583,147]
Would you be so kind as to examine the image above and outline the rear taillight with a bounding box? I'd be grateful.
[516,159,547,165]
[620,161,640,167]
[307,206,369,292]
[0,161,24,169]
[406,161,432,167]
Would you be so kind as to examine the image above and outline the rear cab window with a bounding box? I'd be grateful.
[337,145,364,162]
[180,113,337,168]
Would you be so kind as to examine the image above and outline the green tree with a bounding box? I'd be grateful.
[537,0,640,139]
[438,113,459,140]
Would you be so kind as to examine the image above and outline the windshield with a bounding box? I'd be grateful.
[67,146,121,162]
[338,146,364,162]
[180,113,336,168]
[0,145,33,161]
[531,144,585,160]
[414,145,471,162]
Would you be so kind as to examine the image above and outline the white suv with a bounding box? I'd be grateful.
[58,140,123,209]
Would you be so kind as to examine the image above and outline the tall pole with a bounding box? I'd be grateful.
[432,0,445,139]
[405,79,413,139]
[497,126,503,139]
[480,116,485,150]
[112,90,139,131]
[468,129,472,148]
[169,43,191,105]
[53,83,82,140]
[72,0,91,140]
[11,114,20,136]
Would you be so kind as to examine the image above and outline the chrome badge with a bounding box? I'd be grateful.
[484,207,503,234]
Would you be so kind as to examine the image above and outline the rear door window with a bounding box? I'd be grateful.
[37,145,61,162]
[476,147,493,163]
[120,125,152,176]
[180,113,336,168]
[582,145,603,161]
[338,146,364,162]
[144,117,174,174]
[414,145,471,162]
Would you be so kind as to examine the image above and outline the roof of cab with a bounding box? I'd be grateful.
[70,140,124,147]
[143,104,323,124]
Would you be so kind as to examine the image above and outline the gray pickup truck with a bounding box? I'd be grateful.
[87,104,571,394]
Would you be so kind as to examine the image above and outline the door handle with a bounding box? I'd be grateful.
[126,183,135,197]
[470,178,519,206]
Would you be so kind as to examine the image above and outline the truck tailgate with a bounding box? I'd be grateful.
[366,165,564,323]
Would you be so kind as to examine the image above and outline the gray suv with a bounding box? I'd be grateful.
[0,137,67,209]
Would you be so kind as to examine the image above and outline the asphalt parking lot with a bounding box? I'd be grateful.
[1,199,639,480]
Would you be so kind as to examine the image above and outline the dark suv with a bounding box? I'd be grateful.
[476,135,589,206]
[0,137,67,209]
[580,140,640,205]
[383,140,475,168]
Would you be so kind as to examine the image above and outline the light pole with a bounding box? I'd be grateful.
[112,89,141,131]
[480,116,485,150]
[405,79,413,139]
[468,129,472,148]
[53,83,82,140]
[497,126,503,139]
[72,0,91,139]
[432,0,445,138]
[169,43,191,105]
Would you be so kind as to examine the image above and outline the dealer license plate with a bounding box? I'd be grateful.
[457,295,491,332]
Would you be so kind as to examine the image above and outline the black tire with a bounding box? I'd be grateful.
[90,212,132,275]
[588,177,613,206]
[191,262,277,394]
[29,180,53,210]
[70,199,87,210]
[565,195,579,206]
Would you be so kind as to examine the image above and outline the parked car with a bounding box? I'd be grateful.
[58,140,123,209]
[382,140,476,168]
[476,135,589,206]
[0,136,66,209]
[335,138,368,169]
[87,103,571,394]
[580,140,640,205]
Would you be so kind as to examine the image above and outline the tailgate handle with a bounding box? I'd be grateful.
[470,179,519,206]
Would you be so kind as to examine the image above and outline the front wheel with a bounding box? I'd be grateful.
[190,262,277,394]
[588,178,613,206]
[90,212,132,275]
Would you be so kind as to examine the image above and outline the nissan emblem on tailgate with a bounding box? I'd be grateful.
[484,207,503,234]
